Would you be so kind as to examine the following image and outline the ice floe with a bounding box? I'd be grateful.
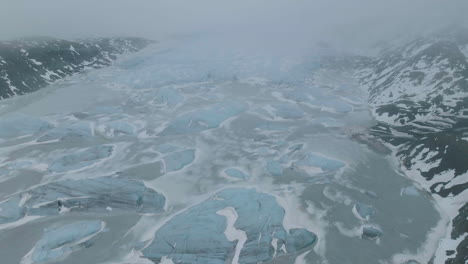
[142,188,316,264]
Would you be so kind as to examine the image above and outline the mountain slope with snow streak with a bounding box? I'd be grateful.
[359,27,468,264]
[0,37,153,99]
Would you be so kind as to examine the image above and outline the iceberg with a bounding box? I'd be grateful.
[353,203,375,221]
[23,221,103,264]
[25,176,166,216]
[362,226,383,240]
[142,188,316,264]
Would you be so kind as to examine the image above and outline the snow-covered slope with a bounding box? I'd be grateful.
[359,27,468,264]
[0,37,153,99]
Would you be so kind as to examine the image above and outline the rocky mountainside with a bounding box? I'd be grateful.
[359,27,468,264]
[0,37,153,99]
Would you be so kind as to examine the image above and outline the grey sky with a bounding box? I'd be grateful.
[0,0,467,49]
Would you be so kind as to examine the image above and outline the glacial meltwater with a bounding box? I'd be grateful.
[0,36,440,264]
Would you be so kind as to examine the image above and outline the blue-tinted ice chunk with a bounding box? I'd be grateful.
[266,160,283,176]
[354,203,375,220]
[27,221,103,264]
[37,122,93,142]
[24,176,165,216]
[142,188,316,264]
[285,228,317,252]
[401,186,419,196]
[0,196,25,224]
[224,168,249,180]
[0,114,50,139]
[155,143,179,154]
[362,227,383,239]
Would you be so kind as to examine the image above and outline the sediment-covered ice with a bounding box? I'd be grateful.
[142,188,316,264]
[362,226,383,240]
[0,176,165,224]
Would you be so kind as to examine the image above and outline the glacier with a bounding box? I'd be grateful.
[0,35,444,264]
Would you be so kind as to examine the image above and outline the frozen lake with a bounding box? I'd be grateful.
[0,36,440,264]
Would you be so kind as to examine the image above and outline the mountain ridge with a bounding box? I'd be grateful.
[358,27,468,264]
[0,37,154,99]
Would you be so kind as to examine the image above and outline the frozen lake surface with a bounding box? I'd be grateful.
[0,36,440,264]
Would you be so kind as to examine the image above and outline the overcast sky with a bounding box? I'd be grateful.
[0,0,467,49]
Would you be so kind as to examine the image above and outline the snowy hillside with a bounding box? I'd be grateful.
[0,37,153,99]
[359,27,468,264]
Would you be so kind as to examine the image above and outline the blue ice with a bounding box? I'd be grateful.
[362,226,383,239]
[19,176,166,217]
[49,145,113,173]
[401,186,420,196]
[355,203,375,220]
[163,149,195,172]
[0,113,50,139]
[142,188,316,264]
[37,122,93,142]
[28,221,103,264]
[0,196,25,224]
[224,168,250,180]
[159,101,247,135]
[155,143,180,154]
[266,160,283,176]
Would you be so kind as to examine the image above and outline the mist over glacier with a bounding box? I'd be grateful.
[0,1,467,264]
[1,0,467,50]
